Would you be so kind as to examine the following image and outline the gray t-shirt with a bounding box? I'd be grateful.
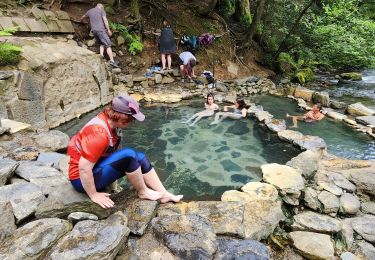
[179,51,196,65]
[85,7,106,32]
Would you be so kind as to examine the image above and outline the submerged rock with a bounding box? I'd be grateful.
[0,218,72,259]
[215,238,270,259]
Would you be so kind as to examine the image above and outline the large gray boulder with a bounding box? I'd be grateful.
[294,87,314,102]
[33,130,70,152]
[0,157,19,186]
[152,214,217,260]
[355,115,375,126]
[0,202,16,242]
[0,218,72,259]
[339,164,375,196]
[351,215,375,243]
[215,238,270,260]
[0,182,45,223]
[347,102,375,116]
[292,211,342,233]
[278,130,326,151]
[46,212,129,259]
[313,91,330,107]
[286,150,321,178]
[289,231,334,260]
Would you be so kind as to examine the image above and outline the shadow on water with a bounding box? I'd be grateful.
[58,100,301,200]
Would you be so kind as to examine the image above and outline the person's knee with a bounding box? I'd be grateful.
[136,151,153,173]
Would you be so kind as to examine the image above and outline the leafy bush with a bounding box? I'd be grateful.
[109,22,143,55]
[0,43,22,66]
[295,68,314,84]
[277,52,296,73]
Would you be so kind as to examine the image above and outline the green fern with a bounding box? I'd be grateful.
[109,21,143,55]
[0,27,23,66]
[0,27,19,36]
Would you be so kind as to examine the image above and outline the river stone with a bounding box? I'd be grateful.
[340,193,360,215]
[152,214,217,260]
[0,202,16,242]
[278,129,304,143]
[241,182,279,201]
[33,130,70,152]
[318,181,343,196]
[295,134,326,151]
[313,91,330,107]
[294,87,314,102]
[355,115,375,126]
[327,111,348,121]
[351,215,375,243]
[262,163,304,205]
[37,152,66,169]
[215,238,270,260]
[154,73,162,84]
[292,211,342,233]
[341,218,354,250]
[289,231,334,260]
[68,212,99,224]
[356,241,375,260]
[303,187,322,211]
[340,164,375,196]
[361,201,375,215]
[0,157,18,186]
[318,190,339,214]
[0,218,72,259]
[254,110,273,122]
[340,252,357,260]
[46,212,129,259]
[123,196,158,236]
[286,150,320,178]
[347,102,375,116]
[0,182,44,223]
[16,160,61,180]
[35,182,111,219]
[221,190,255,202]
[330,172,356,192]
[265,118,287,133]
[126,230,177,260]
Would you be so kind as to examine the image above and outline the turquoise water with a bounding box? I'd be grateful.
[252,95,375,160]
[59,100,300,200]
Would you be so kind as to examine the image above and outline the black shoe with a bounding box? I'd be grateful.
[109,61,120,68]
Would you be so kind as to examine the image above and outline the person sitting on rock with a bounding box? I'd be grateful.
[210,97,249,125]
[159,20,177,71]
[178,51,196,82]
[185,93,219,126]
[81,3,119,68]
[286,103,325,128]
[67,95,183,208]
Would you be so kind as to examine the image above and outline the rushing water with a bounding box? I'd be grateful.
[252,95,375,160]
[58,99,300,200]
[313,70,375,109]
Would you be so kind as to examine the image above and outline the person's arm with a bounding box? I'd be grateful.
[79,157,114,208]
[223,105,235,112]
[102,15,112,36]
[214,104,220,110]
[191,67,196,78]
[80,13,87,22]
[303,111,313,120]
[204,103,209,109]
[317,113,325,121]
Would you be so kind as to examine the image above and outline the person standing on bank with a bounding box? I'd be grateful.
[179,51,197,81]
[159,20,177,71]
[67,95,183,208]
[81,3,119,68]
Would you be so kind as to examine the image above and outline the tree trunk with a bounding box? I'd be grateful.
[131,0,140,19]
[247,0,266,45]
[236,0,251,27]
[274,0,315,60]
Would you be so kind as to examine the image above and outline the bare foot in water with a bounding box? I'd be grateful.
[290,125,298,128]
[160,192,183,203]
[286,113,290,118]
[138,188,163,201]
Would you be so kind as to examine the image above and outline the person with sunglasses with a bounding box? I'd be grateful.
[67,95,183,208]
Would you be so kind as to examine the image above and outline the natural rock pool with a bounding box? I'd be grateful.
[253,95,375,160]
[58,99,300,200]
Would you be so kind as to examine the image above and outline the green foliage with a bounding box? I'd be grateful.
[0,27,19,36]
[0,43,22,66]
[295,68,314,84]
[277,52,296,73]
[109,22,143,55]
[241,13,252,27]
[104,5,114,15]
[218,0,236,18]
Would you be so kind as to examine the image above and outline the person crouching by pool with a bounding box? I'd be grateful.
[210,97,249,125]
[286,103,325,128]
[179,51,196,82]
[185,93,219,126]
[67,95,183,208]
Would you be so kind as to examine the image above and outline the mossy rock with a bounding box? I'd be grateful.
[218,0,236,18]
[0,43,22,66]
[277,52,296,74]
[295,68,314,84]
[339,72,362,81]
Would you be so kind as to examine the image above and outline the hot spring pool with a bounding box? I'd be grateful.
[252,95,375,160]
[58,99,300,200]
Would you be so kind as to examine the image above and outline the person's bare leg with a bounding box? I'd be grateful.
[126,168,163,200]
[189,115,204,126]
[291,116,300,128]
[161,54,166,70]
[99,45,105,57]
[180,65,185,77]
[143,169,183,203]
[167,54,172,69]
[210,112,221,125]
[106,47,115,62]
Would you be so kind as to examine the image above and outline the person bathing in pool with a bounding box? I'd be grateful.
[185,93,219,126]
[286,103,325,128]
[210,97,249,125]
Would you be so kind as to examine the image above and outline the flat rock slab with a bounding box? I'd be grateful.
[286,150,320,178]
[0,182,44,223]
[0,157,19,186]
[46,213,129,259]
[351,215,375,243]
[327,111,347,121]
[0,218,72,259]
[292,211,342,233]
[0,119,31,134]
[0,202,16,242]
[265,119,287,133]
[318,190,340,214]
[33,130,70,152]
[356,116,375,126]
[215,238,270,260]
[241,182,279,201]
[303,187,322,211]
[68,212,98,224]
[356,241,375,260]
[37,152,66,169]
[339,164,375,196]
[278,130,326,151]
[16,161,61,180]
[152,214,217,260]
[361,201,375,215]
[289,231,334,260]
[340,193,360,215]
[347,102,374,116]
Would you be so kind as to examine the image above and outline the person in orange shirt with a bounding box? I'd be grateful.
[67,95,183,208]
[286,103,325,128]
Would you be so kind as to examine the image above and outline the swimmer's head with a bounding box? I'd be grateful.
[236,97,248,110]
[206,93,215,105]
[313,103,322,112]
